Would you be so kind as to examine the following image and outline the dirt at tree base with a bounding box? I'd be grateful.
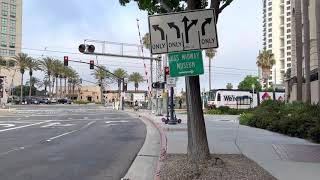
[160,154,277,180]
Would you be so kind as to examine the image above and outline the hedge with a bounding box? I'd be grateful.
[239,100,320,143]
[207,106,250,115]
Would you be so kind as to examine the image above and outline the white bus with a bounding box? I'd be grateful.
[207,89,285,109]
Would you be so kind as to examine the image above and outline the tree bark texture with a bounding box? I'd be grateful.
[294,0,303,101]
[303,0,311,103]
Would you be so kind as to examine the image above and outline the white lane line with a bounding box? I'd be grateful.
[0,124,15,128]
[105,120,130,124]
[0,121,52,133]
[46,121,96,142]
[0,146,31,156]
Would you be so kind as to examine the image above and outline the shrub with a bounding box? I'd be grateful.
[74,100,90,104]
[244,101,320,143]
[207,109,222,115]
[239,112,253,125]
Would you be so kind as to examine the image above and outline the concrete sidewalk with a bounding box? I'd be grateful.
[138,110,320,180]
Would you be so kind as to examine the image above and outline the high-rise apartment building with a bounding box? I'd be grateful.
[0,0,22,103]
[262,0,292,87]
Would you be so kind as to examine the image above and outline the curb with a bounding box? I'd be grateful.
[139,113,168,180]
[121,111,167,180]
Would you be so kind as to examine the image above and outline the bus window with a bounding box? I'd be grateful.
[217,93,221,101]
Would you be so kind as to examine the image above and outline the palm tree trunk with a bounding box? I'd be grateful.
[59,77,62,98]
[55,76,58,99]
[316,0,320,103]
[29,75,32,98]
[303,0,311,103]
[48,75,51,99]
[209,58,212,90]
[20,73,24,104]
[64,78,67,98]
[294,0,303,101]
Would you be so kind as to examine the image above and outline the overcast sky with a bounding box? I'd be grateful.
[22,0,262,92]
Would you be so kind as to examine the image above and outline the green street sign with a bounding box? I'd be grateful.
[168,50,204,77]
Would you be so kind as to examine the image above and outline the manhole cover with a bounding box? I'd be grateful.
[272,144,320,162]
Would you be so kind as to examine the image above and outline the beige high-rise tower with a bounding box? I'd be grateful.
[262,0,292,87]
[0,0,22,101]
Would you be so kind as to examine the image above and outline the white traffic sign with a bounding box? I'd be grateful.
[167,77,176,87]
[148,9,218,54]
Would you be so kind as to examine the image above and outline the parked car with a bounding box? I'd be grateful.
[51,98,57,104]
[39,98,51,104]
[58,98,72,104]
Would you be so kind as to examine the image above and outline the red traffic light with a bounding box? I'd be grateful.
[87,45,95,53]
[64,56,68,66]
[89,60,94,69]
[79,44,86,53]
[164,66,170,75]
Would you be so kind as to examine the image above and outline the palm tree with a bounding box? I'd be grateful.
[12,53,30,104]
[205,48,217,90]
[92,65,109,103]
[0,56,7,73]
[40,57,54,99]
[113,68,128,92]
[143,33,151,50]
[129,72,144,91]
[294,0,303,101]
[26,58,40,98]
[226,83,233,89]
[256,50,275,89]
[51,59,63,99]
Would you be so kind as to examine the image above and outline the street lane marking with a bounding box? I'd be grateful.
[105,120,130,124]
[0,121,51,133]
[0,146,29,156]
[46,121,96,142]
[41,122,74,128]
[0,124,15,128]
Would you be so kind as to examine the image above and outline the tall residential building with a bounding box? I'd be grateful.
[262,0,292,87]
[287,0,319,103]
[0,0,22,102]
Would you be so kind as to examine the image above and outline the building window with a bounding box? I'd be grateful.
[9,50,15,56]
[287,63,291,67]
[268,28,272,32]
[268,44,272,48]
[268,2,272,6]
[287,17,291,22]
[10,19,15,27]
[8,60,15,67]
[1,26,7,34]
[268,23,272,27]
[287,57,291,61]
[268,17,272,21]
[287,1,290,5]
[287,29,291,33]
[9,35,15,42]
[0,49,8,56]
[287,40,291,44]
[287,6,290,10]
[268,34,272,37]
[2,18,7,26]
[287,52,291,56]
[9,42,15,48]
[268,12,272,16]
[10,5,16,18]
[268,39,272,43]
[9,27,15,35]
[287,46,291,50]
[10,0,16,4]
[2,3,8,10]
[287,12,290,16]
[1,41,6,47]
[2,10,8,16]
[287,23,291,27]
[268,7,272,11]
[287,35,291,39]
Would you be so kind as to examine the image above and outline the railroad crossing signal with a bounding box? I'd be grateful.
[64,56,68,66]
[78,44,95,54]
[89,60,94,69]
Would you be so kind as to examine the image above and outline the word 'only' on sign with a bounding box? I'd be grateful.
[148,9,218,54]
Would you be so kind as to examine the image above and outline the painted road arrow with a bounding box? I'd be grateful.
[201,18,212,35]
[182,16,198,43]
[152,25,165,40]
[168,22,181,38]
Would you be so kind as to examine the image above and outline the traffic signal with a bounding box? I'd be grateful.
[87,45,95,53]
[164,66,170,75]
[64,56,68,66]
[123,82,128,92]
[152,82,160,89]
[79,44,86,53]
[89,60,94,69]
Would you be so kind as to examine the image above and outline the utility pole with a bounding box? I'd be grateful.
[294,0,303,101]
[303,0,311,103]
[316,0,320,103]
[209,58,212,90]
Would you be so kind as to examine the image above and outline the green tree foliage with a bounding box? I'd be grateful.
[13,85,37,97]
[238,75,262,91]
[226,83,233,89]
[129,72,144,91]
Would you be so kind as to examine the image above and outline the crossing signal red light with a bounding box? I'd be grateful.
[164,66,170,75]
[87,45,95,53]
[64,56,68,66]
[89,60,94,69]
[79,44,86,53]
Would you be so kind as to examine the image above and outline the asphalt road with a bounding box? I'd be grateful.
[0,105,146,180]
